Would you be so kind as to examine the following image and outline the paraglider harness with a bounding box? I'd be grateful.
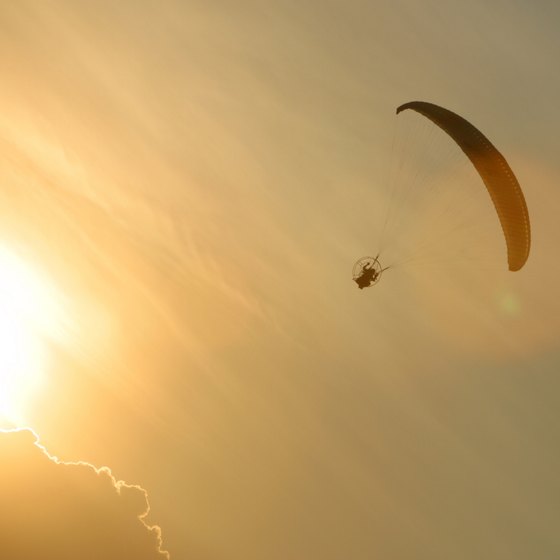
[353,254,389,289]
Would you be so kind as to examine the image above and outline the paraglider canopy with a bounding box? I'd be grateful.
[396,101,531,271]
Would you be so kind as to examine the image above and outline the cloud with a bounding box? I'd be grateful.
[0,428,169,560]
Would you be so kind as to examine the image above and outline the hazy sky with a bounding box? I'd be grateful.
[1,1,559,559]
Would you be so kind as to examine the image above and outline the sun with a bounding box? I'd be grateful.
[0,246,65,426]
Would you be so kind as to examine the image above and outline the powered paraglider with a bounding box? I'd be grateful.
[354,101,531,289]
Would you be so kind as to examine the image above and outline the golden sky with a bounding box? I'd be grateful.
[1,1,560,558]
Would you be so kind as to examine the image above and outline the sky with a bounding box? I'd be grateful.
[0,1,559,558]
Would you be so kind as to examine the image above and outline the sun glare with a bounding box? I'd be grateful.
[0,247,65,426]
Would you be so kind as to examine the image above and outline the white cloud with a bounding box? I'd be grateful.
[0,428,169,560]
